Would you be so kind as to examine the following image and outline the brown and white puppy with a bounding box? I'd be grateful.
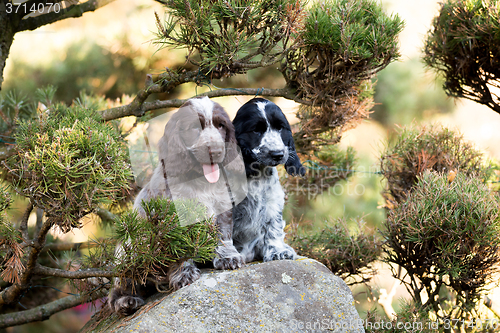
[109,96,246,316]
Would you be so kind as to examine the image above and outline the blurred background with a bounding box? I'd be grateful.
[3,0,500,331]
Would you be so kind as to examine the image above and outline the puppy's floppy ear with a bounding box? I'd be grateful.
[158,104,196,177]
[216,105,245,174]
[283,129,306,177]
[223,129,245,174]
[156,124,169,162]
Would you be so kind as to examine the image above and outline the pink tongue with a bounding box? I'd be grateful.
[202,164,220,183]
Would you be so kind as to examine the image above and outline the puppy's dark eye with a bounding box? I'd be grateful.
[185,125,200,132]
[252,122,267,134]
[218,123,225,130]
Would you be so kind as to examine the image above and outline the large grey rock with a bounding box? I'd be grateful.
[82,258,365,333]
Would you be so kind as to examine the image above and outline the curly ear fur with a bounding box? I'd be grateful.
[223,130,245,174]
[156,126,169,162]
[283,131,305,177]
[213,104,245,174]
[158,105,197,178]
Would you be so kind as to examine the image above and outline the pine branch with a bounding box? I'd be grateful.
[19,201,34,243]
[0,290,105,329]
[99,70,199,120]
[15,0,116,33]
[34,264,114,279]
[0,218,54,307]
[101,83,309,121]
[95,207,117,224]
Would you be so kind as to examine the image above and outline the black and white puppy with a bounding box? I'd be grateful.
[232,98,305,263]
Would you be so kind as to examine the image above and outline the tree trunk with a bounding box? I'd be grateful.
[0,8,16,91]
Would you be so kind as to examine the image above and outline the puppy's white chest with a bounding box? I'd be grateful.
[247,169,284,221]
[169,179,233,217]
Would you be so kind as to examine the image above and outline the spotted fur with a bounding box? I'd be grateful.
[108,97,245,316]
[232,98,305,263]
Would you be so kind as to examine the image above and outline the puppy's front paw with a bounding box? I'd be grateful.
[111,295,145,317]
[168,261,201,290]
[214,242,245,270]
[213,253,245,270]
[263,244,296,262]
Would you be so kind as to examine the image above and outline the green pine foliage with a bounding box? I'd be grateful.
[288,217,382,283]
[383,171,500,323]
[284,145,357,197]
[380,125,489,206]
[423,0,500,113]
[0,221,23,285]
[301,0,403,67]
[285,0,403,150]
[155,0,300,77]
[0,90,36,139]
[113,197,219,285]
[155,0,403,152]
[9,91,132,232]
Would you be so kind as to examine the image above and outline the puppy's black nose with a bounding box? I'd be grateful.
[270,150,284,161]
[209,147,224,160]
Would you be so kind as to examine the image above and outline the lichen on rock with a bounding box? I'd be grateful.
[81,258,364,333]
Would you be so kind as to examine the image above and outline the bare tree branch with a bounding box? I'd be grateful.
[34,264,114,279]
[101,84,308,121]
[35,207,44,235]
[0,290,105,329]
[100,70,202,120]
[95,207,117,223]
[19,201,34,243]
[16,0,116,33]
